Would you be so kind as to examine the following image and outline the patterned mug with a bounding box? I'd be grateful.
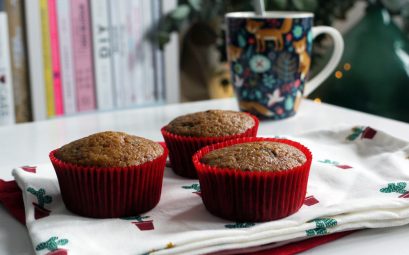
[226,12,344,120]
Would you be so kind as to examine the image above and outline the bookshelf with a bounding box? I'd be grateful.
[0,0,179,125]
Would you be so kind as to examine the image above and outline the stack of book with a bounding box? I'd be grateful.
[0,0,164,124]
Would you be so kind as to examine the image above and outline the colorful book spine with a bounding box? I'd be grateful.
[25,0,46,120]
[91,0,114,110]
[57,0,76,115]
[0,12,15,125]
[128,0,142,106]
[4,0,31,123]
[70,0,96,111]
[48,0,64,115]
[109,0,124,108]
[119,0,131,106]
[39,0,55,117]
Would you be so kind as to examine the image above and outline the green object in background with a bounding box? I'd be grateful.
[309,2,409,123]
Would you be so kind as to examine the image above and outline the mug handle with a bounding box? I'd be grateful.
[303,26,344,97]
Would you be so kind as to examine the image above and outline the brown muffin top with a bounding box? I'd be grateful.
[165,110,255,137]
[55,131,164,167]
[200,141,306,171]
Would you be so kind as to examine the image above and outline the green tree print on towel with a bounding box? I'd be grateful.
[122,215,154,231]
[182,183,201,197]
[27,187,52,219]
[122,215,150,222]
[305,218,337,237]
[36,236,68,253]
[380,182,409,198]
[318,159,339,165]
[225,222,255,229]
[314,218,337,228]
[27,187,52,207]
[182,184,200,192]
[346,126,377,141]
[318,159,352,169]
[346,127,364,141]
[305,228,328,236]
[380,182,408,194]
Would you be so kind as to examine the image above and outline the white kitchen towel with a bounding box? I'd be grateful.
[12,126,409,255]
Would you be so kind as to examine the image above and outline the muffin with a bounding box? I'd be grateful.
[192,137,312,222]
[49,131,168,218]
[161,110,259,178]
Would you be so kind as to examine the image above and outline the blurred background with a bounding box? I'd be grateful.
[0,0,408,125]
[156,0,409,122]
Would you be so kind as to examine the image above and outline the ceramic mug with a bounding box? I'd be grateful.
[225,12,344,120]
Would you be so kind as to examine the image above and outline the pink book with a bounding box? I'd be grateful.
[70,0,96,111]
[48,0,64,115]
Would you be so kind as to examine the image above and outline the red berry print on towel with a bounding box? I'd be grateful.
[26,187,52,219]
[318,159,352,169]
[380,182,409,198]
[36,236,68,255]
[122,215,154,231]
[346,126,377,141]
[399,193,409,198]
[304,195,319,206]
[361,127,377,139]
[182,183,201,197]
[21,166,37,173]
[225,222,255,229]
[336,165,352,169]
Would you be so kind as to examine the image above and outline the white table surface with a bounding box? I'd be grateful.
[1,98,409,254]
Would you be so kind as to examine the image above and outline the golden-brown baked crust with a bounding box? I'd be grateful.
[165,110,254,137]
[200,141,306,171]
[55,131,163,167]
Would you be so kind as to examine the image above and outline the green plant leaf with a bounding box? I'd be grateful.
[381,0,408,13]
[291,0,318,12]
[270,0,288,10]
[157,32,170,49]
[170,4,191,20]
[188,0,202,11]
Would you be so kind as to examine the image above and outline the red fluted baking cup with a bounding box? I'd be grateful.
[49,143,168,218]
[192,137,312,222]
[161,114,259,179]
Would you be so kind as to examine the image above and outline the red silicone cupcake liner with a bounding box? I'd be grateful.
[192,137,312,222]
[49,143,168,218]
[161,113,259,179]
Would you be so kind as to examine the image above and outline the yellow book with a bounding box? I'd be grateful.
[39,0,55,117]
